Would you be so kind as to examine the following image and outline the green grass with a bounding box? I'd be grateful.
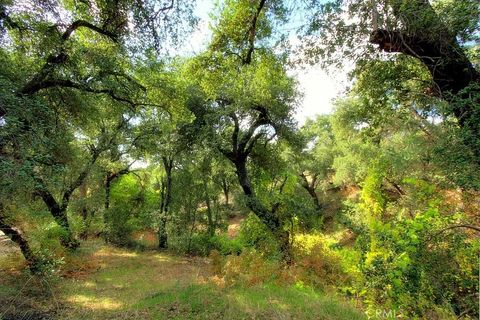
[1,240,365,320]
[135,283,365,320]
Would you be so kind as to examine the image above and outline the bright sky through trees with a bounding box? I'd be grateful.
[184,0,348,124]
[2,0,478,318]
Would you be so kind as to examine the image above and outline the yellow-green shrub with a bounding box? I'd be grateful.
[292,234,349,289]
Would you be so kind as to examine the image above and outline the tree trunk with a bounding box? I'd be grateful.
[158,179,167,248]
[36,188,79,250]
[221,177,230,206]
[233,159,291,261]
[105,174,112,210]
[158,157,173,249]
[203,179,215,236]
[105,167,130,210]
[299,173,322,214]
[79,183,89,240]
[0,209,39,273]
[187,207,197,254]
[369,0,480,161]
[306,184,321,212]
[158,216,168,248]
[54,207,79,249]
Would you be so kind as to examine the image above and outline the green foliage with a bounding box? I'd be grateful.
[170,233,243,257]
[216,249,283,286]
[293,234,349,289]
[352,177,479,317]
[360,165,387,218]
[104,174,156,247]
[30,248,66,278]
[238,213,280,258]
[1,0,479,318]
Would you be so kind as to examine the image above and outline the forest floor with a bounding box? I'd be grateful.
[0,238,365,319]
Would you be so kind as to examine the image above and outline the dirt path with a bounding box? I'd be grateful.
[1,240,211,319]
[0,233,366,320]
[227,215,244,238]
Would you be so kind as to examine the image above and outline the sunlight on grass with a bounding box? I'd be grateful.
[153,254,177,262]
[82,281,95,288]
[67,294,123,310]
[93,250,138,258]
[268,297,290,311]
[0,252,25,272]
[136,283,366,319]
[2,240,367,319]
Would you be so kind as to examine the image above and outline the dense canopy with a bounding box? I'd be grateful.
[0,0,479,319]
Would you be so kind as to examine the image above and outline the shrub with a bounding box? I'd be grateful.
[357,207,478,318]
[104,207,135,246]
[238,213,280,258]
[220,249,282,287]
[293,234,349,289]
[32,247,65,277]
[169,233,243,257]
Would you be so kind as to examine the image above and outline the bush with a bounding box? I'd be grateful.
[187,233,217,256]
[357,207,478,318]
[215,234,243,255]
[292,234,348,289]
[169,233,243,257]
[216,249,284,287]
[238,213,280,259]
[104,206,155,249]
[31,247,65,277]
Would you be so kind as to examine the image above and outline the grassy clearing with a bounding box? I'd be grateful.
[0,240,365,319]
[136,283,365,320]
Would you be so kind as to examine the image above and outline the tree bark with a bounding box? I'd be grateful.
[220,177,230,206]
[35,186,79,250]
[158,156,173,249]
[0,208,39,273]
[105,167,131,210]
[299,172,322,213]
[203,179,215,236]
[105,176,112,210]
[219,109,292,261]
[233,159,292,262]
[369,0,480,161]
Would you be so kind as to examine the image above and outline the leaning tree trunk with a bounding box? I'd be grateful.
[0,209,39,273]
[234,159,292,262]
[53,207,79,249]
[299,173,322,213]
[79,183,89,240]
[37,189,79,250]
[105,167,131,210]
[369,0,480,162]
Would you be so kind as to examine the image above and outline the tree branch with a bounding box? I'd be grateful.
[61,20,118,42]
[19,19,118,96]
[230,112,240,154]
[20,79,138,108]
[244,131,265,155]
[433,224,480,236]
[243,0,267,65]
[237,109,270,153]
